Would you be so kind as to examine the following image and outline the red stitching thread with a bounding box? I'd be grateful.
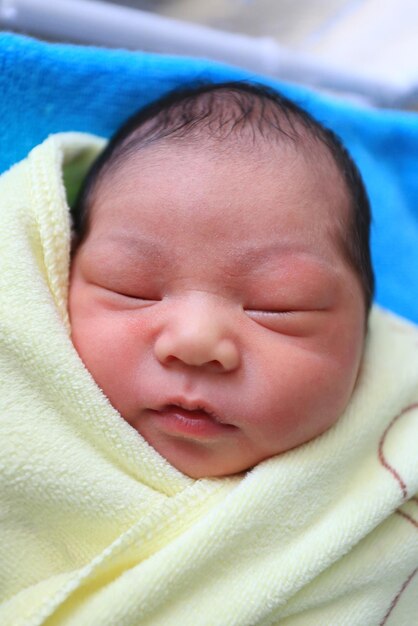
[377,402,418,624]
[379,568,418,626]
[396,509,418,529]
[378,403,418,500]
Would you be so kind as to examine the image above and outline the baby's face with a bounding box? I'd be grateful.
[69,140,365,478]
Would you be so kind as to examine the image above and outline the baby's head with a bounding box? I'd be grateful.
[68,82,374,478]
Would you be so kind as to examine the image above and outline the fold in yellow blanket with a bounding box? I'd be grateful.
[1,133,418,626]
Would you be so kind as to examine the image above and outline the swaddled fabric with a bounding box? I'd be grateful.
[0,133,417,626]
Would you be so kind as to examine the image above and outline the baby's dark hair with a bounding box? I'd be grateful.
[71,81,374,312]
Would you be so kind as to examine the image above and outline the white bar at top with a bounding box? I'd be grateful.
[0,0,413,106]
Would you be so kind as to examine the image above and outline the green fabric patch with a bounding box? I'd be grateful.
[63,150,98,208]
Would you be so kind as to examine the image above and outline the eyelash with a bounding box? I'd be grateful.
[245,307,297,315]
[248,308,293,313]
[115,291,158,301]
[105,291,160,308]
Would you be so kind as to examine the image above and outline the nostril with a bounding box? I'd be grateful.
[163,355,178,365]
[161,355,223,370]
[208,359,223,370]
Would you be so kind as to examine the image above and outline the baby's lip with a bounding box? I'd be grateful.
[147,400,237,440]
[151,397,230,426]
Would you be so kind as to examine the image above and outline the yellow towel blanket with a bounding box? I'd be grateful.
[1,133,418,626]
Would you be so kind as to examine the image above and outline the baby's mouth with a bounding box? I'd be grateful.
[148,402,237,439]
[162,404,215,419]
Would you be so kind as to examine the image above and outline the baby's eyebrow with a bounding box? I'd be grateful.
[99,233,169,264]
[231,242,329,273]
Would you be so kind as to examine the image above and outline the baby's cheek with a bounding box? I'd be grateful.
[69,307,127,389]
[255,347,355,447]
[124,310,158,342]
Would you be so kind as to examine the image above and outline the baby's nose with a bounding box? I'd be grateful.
[154,297,240,372]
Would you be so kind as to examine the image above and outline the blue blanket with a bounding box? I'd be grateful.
[1,32,417,322]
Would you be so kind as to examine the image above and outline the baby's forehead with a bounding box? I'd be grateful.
[100,125,346,188]
[90,133,351,258]
[93,127,348,208]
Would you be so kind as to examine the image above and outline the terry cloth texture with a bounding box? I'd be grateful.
[0,32,418,322]
[0,132,418,626]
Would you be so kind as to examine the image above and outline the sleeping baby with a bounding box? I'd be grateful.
[1,80,417,625]
[68,81,373,478]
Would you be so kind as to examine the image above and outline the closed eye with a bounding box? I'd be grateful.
[115,291,157,301]
[245,308,324,335]
[97,286,160,306]
[116,294,164,309]
[245,308,300,326]
[245,308,297,316]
